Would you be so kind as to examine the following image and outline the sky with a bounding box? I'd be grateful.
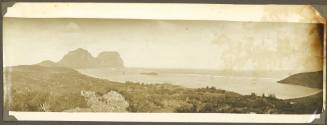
[3,18,324,71]
[5,3,324,23]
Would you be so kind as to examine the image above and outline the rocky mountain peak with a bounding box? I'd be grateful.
[38,48,125,69]
[57,48,95,68]
[96,51,124,68]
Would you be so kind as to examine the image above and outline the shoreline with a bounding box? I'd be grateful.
[76,68,322,100]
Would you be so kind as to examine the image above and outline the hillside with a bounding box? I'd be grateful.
[4,65,322,114]
[278,71,323,89]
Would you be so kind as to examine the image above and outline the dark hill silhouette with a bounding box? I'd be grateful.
[36,48,125,69]
[278,71,323,89]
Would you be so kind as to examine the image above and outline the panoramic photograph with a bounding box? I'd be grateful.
[3,17,324,114]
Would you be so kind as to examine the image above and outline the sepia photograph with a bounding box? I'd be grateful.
[2,3,326,123]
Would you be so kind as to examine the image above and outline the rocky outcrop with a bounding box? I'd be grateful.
[65,90,129,112]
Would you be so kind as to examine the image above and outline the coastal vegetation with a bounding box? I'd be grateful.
[4,65,322,114]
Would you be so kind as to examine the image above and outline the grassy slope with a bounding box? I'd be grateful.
[4,65,322,114]
[286,92,323,114]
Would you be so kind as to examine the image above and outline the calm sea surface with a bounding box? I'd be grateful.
[77,68,321,99]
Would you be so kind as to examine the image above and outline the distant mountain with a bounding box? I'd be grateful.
[96,51,124,68]
[36,48,125,69]
[36,60,58,67]
[57,48,96,68]
[278,71,323,89]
